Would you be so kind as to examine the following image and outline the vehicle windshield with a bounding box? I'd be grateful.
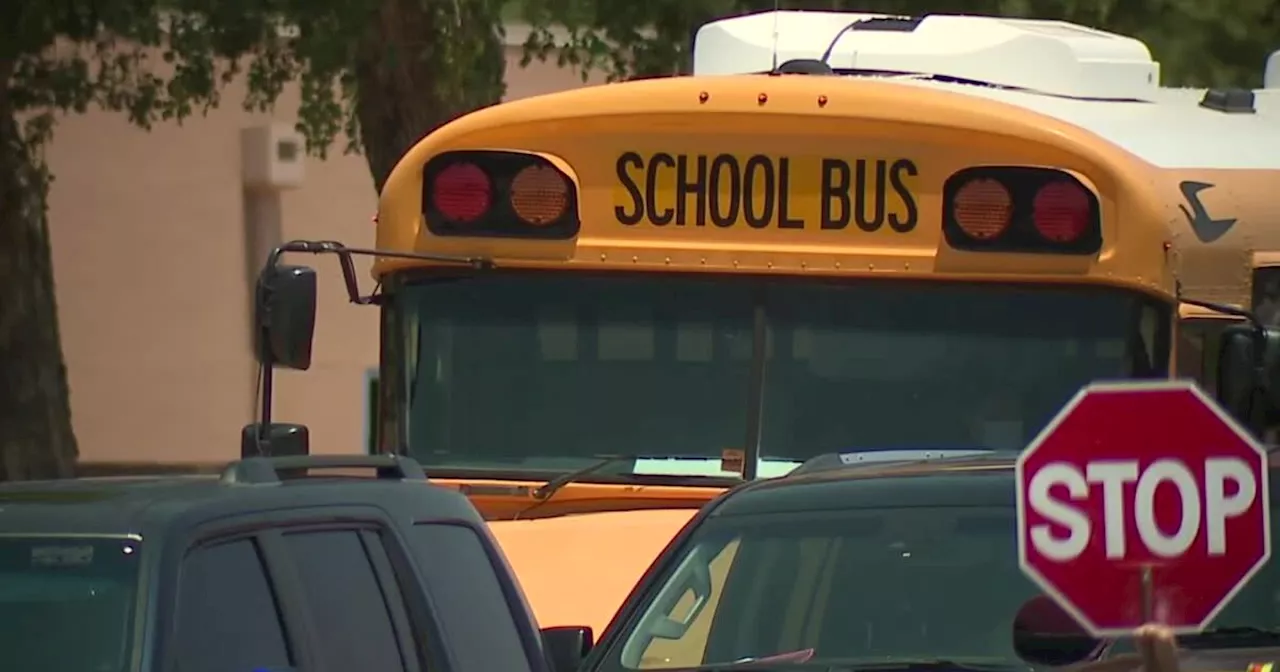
[600,497,1280,670]
[0,536,141,671]
[394,272,1167,478]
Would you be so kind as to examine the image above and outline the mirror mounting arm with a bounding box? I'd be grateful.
[1180,297,1269,377]
[269,239,495,305]
[248,240,493,457]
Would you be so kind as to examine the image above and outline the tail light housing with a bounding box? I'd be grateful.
[422,150,580,240]
[942,167,1102,255]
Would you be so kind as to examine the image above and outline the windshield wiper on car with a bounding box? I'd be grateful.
[669,657,1023,672]
[819,657,1025,672]
[662,649,813,672]
[1177,626,1280,648]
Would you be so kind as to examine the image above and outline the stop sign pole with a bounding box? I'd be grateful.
[1016,380,1271,637]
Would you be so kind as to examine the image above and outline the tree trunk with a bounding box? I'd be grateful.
[0,59,79,481]
[353,0,507,192]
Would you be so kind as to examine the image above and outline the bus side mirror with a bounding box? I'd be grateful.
[1216,323,1280,431]
[254,265,317,371]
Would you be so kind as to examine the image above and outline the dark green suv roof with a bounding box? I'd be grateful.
[0,455,481,538]
[714,447,1280,514]
[711,451,1021,516]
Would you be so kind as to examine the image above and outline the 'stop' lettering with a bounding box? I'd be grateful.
[1027,457,1258,561]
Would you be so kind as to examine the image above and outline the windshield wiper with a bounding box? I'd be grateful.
[674,659,1021,672]
[516,454,742,518]
[1178,626,1280,648]
[819,658,1024,672]
[531,454,743,501]
[665,651,812,672]
[531,454,637,501]
[510,455,641,520]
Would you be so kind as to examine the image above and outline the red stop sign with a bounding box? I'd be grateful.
[1016,380,1271,636]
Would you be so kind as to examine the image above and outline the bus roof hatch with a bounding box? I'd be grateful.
[693,11,1160,101]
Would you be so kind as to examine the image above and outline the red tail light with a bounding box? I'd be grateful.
[1033,181,1091,243]
[942,167,1101,255]
[432,162,491,222]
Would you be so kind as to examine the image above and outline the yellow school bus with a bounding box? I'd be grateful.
[266,12,1280,635]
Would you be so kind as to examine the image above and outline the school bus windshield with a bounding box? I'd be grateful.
[393,272,1170,478]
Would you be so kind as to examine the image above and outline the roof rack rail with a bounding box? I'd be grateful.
[788,448,997,477]
[221,454,428,485]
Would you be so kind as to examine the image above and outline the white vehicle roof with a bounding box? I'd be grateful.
[694,11,1280,170]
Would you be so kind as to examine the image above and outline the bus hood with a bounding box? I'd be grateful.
[487,508,697,634]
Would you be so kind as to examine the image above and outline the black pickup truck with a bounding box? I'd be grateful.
[0,454,593,672]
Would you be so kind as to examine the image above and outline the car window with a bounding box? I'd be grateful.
[615,508,1038,670]
[635,539,740,668]
[0,537,141,672]
[406,523,534,672]
[284,529,407,672]
[609,499,1280,671]
[173,537,292,672]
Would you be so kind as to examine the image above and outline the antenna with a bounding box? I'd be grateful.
[770,0,780,71]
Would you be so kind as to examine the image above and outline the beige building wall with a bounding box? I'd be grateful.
[48,29,602,465]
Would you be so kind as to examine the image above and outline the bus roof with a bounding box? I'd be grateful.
[375,73,1177,298]
[375,11,1277,309]
[694,12,1161,100]
[694,11,1280,171]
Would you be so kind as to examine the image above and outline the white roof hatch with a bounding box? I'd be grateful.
[693,11,1161,101]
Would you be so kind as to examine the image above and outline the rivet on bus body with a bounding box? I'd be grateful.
[733,260,740,268]
[600,253,607,261]
[767,262,774,269]
[818,95,828,107]
[758,93,768,105]
[632,256,638,263]
[699,91,709,103]
[868,264,876,271]
[700,257,707,265]
[834,261,842,269]
[800,261,808,270]
[664,257,671,265]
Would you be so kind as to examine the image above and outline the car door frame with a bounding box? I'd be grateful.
[150,504,453,672]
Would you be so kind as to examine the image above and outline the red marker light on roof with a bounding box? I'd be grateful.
[432,163,491,222]
[1033,181,1091,243]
